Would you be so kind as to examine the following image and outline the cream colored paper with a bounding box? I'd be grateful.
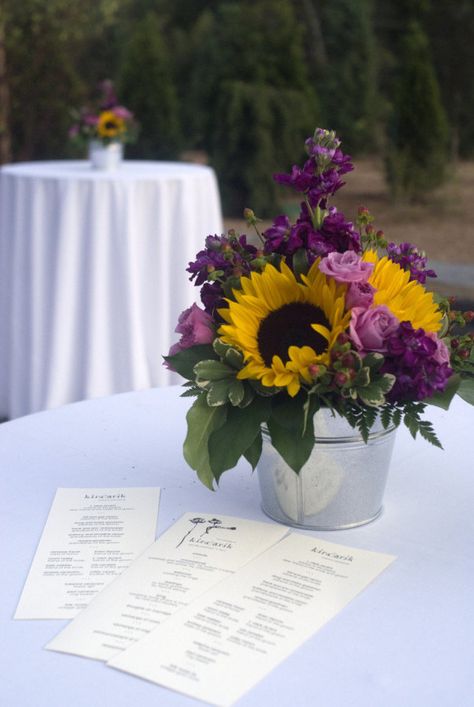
[46,512,288,661]
[109,533,395,707]
[15,487,160,620]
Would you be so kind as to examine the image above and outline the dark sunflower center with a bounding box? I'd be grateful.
[257,302,330,366]
[105,120,118,130]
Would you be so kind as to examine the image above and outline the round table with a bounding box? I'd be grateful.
[1,386,473,706]
[0,161,223,419]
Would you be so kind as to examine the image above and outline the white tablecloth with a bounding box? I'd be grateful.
[0,161,223,418]
[1,387,473,707]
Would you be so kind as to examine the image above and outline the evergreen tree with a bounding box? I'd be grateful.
[188,0,318,216]
[385,19,449,200]
[119,12,181,159]
[428,0,474,158]
[314,0,378,153]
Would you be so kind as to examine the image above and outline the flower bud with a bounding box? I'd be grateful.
[341,352,356,368]
[336,332,350,346]
[334,370,349,386]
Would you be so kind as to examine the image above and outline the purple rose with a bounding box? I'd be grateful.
[319,251,374,283]
[112,106,133,121]
[166,304,214,364]
[345,281,376,309]
[427,333,451,365]
[350,305,399,354]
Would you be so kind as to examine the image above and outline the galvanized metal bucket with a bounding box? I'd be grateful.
[88,140,123,171]
[257,409,396,530]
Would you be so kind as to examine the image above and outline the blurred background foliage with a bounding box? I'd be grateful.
[0,0,473,214]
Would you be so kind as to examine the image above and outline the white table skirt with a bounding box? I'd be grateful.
[0,161,223,418]
[0,387,473,707]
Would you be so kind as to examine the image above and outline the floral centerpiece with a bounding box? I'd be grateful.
[166,128,474,492]
[69,80,138,149]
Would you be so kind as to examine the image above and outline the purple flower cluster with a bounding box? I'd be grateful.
[187,233,259,314]
[262,206,360,266]
[274,128,353,208]
[387,242,437,284]
[382,322,452,402]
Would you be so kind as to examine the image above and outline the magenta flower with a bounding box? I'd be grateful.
[345,281,376,309]
[112,106,133,121]
[350,305,400,354]
[319,251,374,284]
[427,333,451,365]
[167,304,214,359]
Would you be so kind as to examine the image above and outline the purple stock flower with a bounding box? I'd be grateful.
[387,242,437,284]
[262,215,293,251]
[382,321,453,402]
[317,209,361,253]
[99,79,118,109]
[274,160,316,193]
[273,128,353,207]
[187,233,259,314]
[262,207,361,266]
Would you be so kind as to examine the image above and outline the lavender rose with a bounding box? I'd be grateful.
[345,281,376,309]
[319,251,374,283]
[350,305,399,354]
[167,304,214,359]
[427,333,451,365]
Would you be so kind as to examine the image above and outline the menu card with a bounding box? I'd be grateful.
[46,512,288,661]
[109,533,395,707]
[15,487,160,620]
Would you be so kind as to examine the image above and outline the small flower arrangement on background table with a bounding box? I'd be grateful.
[166,128,474,491]
[69,79,138,149]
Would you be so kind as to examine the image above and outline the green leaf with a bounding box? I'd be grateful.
[270,391,307,430]
[212,338,229,358]
[206,381,233,407]
[381,406,393,429]
[418,421,443,449]
[358,383,386,407]
[425,373,460,410]
[249,379,279,396]
[224,347,244,369]
[458,377,474,405]
[379,373,395,393]
[208,397,271,480]
[355,367,371,387]
[183,395,227,489]
[194,359,235,381]
[180,387,201,397]
[164,344,217,380]
[362,352,384,371]
[292,247,309,279]
[228,380,245,406]
[238,384,255,408]
[243,431,263,470]
[267,414,314,474]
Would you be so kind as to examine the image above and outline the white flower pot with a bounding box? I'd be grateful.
[88,140,123,171]
[257,410,396,530]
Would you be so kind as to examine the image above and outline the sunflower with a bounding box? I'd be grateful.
[218,261,350,396]
[363,250,442,332]
[97,110,126,139]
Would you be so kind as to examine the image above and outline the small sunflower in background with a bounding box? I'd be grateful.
[97,110,126,140]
